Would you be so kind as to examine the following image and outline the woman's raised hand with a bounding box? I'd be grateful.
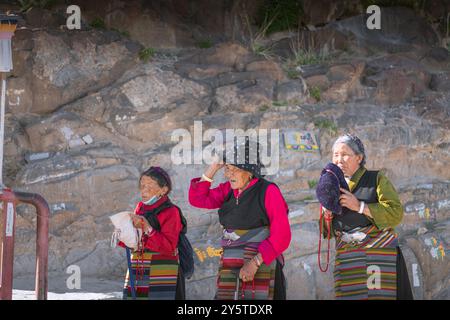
[203,154,224,180]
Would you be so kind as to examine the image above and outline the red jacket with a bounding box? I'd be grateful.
[118,195,183,254]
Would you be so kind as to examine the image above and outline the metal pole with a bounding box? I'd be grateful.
[0,189,16,300]
[0,189,49,300]
[0,72,5,188]
[0,74,7,294]
[13,191,49,300]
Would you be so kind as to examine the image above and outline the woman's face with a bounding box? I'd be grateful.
[224,164,253,190]
[332,143,363,177]
[139,176,168,202]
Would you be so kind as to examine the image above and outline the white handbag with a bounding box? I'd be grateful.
[109,211,143,250]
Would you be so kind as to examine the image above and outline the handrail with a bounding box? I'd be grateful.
[0,188,49,300]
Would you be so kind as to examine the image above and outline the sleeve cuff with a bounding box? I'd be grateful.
[190,177,211,188]
[367,203,385,229]
[258,241,278,265]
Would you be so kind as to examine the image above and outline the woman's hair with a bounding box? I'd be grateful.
[332,134,366,167]
[139,166,172,194]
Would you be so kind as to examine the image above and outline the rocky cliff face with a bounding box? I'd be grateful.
[1,1,449,299]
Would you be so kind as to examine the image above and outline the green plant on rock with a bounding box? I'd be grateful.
[257,0,303,34]
[302,196,314,201]
[242,10,276,60]
[308,180,318,189]
[111,28,130,38]
[272,100,288,107]
[423,221,436,232]
[286,67,301,79]
[139,47,155,63]
[361,0,426,11]
[289,33,330,66]
[17,0,59,11]
[90,17,106,29]
[259,104,270,112]
[293,49,328,66]
[310,86,321,102]
[283,33,330,79]
[314,119,338,136]
[197,40,213,49]
[253,43,274,59]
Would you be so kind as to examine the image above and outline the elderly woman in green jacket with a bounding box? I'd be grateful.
[322,133,413,300]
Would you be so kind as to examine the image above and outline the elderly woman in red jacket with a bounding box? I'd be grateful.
[119,166,185,300]
[189,138,291,300]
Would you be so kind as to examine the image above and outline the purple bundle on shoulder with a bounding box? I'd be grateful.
[315,163,349,215]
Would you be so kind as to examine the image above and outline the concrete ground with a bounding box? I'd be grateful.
[12,274,124,300]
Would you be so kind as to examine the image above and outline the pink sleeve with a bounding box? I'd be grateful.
[188,177,231,210]
[258,184,291,265]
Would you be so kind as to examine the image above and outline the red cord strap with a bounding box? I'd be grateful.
[241,278,256,299]
[318,204,332,272]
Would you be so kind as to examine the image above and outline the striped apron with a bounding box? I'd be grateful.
[334,225,398,300]
[215,227,277,300]
[123,249,179,300]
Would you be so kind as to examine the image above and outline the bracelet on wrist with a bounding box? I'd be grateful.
[358,201,365,214]
[253,255,261,267]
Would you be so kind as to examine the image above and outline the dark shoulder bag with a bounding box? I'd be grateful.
[143,200,195,279]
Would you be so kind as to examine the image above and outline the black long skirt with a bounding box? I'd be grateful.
[175,269,186,300]
[397,247,414,300]
[274,260,287,300]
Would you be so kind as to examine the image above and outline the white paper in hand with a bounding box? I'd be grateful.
[109,211,142,250]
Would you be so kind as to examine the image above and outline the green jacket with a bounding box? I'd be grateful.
[320,166,403,238]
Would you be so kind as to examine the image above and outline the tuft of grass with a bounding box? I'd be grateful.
[111,28,130,38]
[259,104,270,112]
[252,43,274,59]
[90,17,106,29]
[139,47,155,63]
[283,33,330,79]
[302,196,314,201]
[272,100,288,107]
[423,221,436,232]
[290,32,330,66]
[242,10,276,60]
[257,0,303,34]
[361,0,426,11]
[292,49,329,66]
[310,86,321,102]
[197,40,213,49]
[314,119,338,136]
[17,0,59,11]
[308,180,318,189]
[286,68,301,79]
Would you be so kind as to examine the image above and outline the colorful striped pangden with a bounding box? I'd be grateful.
[123,250,179,300]
[215,227,276,300]
[334,226,398,300]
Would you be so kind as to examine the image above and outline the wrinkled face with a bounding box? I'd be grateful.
[332,143,363,177]
[139,176,168,202]
[224,164,253,190]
